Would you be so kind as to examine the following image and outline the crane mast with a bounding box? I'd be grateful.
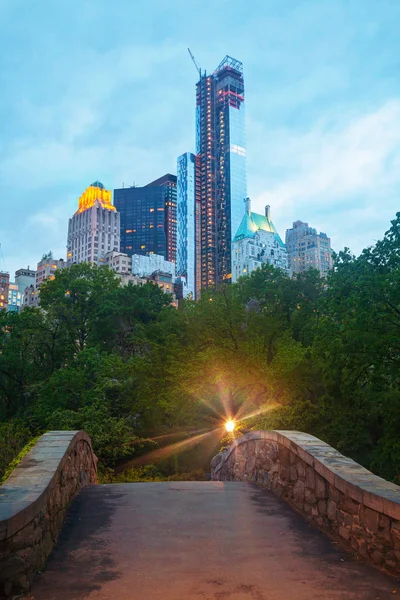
[187,48,201,78]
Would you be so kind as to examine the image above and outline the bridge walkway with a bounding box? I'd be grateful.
[24,482,397,600]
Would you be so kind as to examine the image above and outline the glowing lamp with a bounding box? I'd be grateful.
[225,420,235,433]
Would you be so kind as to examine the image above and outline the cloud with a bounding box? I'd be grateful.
[251,100,400,255]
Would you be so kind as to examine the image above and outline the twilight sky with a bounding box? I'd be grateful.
[1,0,399,276]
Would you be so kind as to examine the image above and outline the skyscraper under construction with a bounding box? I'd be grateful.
[196,55,247,288]
[177,55,247,296]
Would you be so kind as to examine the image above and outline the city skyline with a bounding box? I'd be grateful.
[1,0,400,275]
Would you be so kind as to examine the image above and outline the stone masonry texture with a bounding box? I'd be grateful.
[211,430,400,576]
[0,431,97,599]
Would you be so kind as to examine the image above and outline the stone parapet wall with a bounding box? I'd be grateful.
[0,431,97,599]
[211,431,400,574]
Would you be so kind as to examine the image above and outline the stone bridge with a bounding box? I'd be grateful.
[1,430,400,599]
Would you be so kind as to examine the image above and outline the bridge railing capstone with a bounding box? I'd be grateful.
[0,430,97,599]
[211,430,400,574]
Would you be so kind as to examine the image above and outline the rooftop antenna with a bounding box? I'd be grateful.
[188,48,201,77]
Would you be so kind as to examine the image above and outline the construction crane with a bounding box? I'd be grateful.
[0,243,5,272]
[188,48,201,78]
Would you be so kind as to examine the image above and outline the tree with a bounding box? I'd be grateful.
[39,263,120,353]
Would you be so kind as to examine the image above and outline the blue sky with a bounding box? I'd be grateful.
[1,0,399,276]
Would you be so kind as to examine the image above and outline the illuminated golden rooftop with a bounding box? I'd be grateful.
[76,181,116,214]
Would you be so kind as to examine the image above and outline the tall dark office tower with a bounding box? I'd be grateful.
[196,56,247,288]
[114,174,177,262]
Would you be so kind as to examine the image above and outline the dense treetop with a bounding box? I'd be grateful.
[1,213,400,483]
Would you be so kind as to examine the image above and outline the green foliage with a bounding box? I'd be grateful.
[47,403,137,466]
[2,219,400,482]
[0,421,32,481]
[0,434,41,485]
[100,465,207,483]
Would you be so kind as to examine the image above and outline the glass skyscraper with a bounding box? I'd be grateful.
[114,174,177,262]
[196,55,247,288]
[177,152,200,298]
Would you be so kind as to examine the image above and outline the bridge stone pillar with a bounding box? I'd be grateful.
[0,430,97,599]
[211,430,400,575]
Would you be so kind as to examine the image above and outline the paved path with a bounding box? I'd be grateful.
[25,482,398,600]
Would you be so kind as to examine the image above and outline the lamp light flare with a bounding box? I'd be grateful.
[225,420,235,433]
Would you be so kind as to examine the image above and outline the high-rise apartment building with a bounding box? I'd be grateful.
[67,181,120,266]
[195,55,247,288]
[232,200,288,282]
[114,174,177,263]
[177,152,200,298]
[285,220,333,277]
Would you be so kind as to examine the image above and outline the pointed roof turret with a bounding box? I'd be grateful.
[233,200,284,247]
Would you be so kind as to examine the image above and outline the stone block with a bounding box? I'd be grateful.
[371,549,383,565]
[375,528,392,544]
[316,516,325,528]
[247,440,256,457]
[351,537,359,552]
[259,457,272,472]
[394,549,400,562]
[362,489,384,514]
[385,555,398,569]
[305,467,315,490]
[391,522,400,549]
[361,507,380,534]
[290,466,298,482]
[279,448,292,468]
[327,500,337,521]
[355,539,367,558]
[317,500,327,516]
[328,484,340,503]
[314,460,335,485]
[303,503,313,515]
[296,460,305,480]
[340,497,360,516]
[245,456,256,474]
[279,466,290,482]
[379,514,391,530]
[293,480,305,503]
[339,525,351,540]
[305,489,316,505]
[383,498,400,521]
[315,474,327,499]
[296,447,314,467]
[342,511,353,526]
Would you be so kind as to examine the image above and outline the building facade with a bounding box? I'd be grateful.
[285,220,333,277]
[15,268,36,292]
[104,250,132,275]
[232,200,288,282]
[147,271,179,307]
[36,252,66,287]
[177,152,200,298]
[114,174,177,263]
[23,285,39,308]
[0,272,9,310]
[196,55,247,288]
[67,181,120,266]
[131,253,175,278]
[7,282,23,312]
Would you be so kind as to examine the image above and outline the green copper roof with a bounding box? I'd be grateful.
[91,181,105,189]
[233,211,284,246]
